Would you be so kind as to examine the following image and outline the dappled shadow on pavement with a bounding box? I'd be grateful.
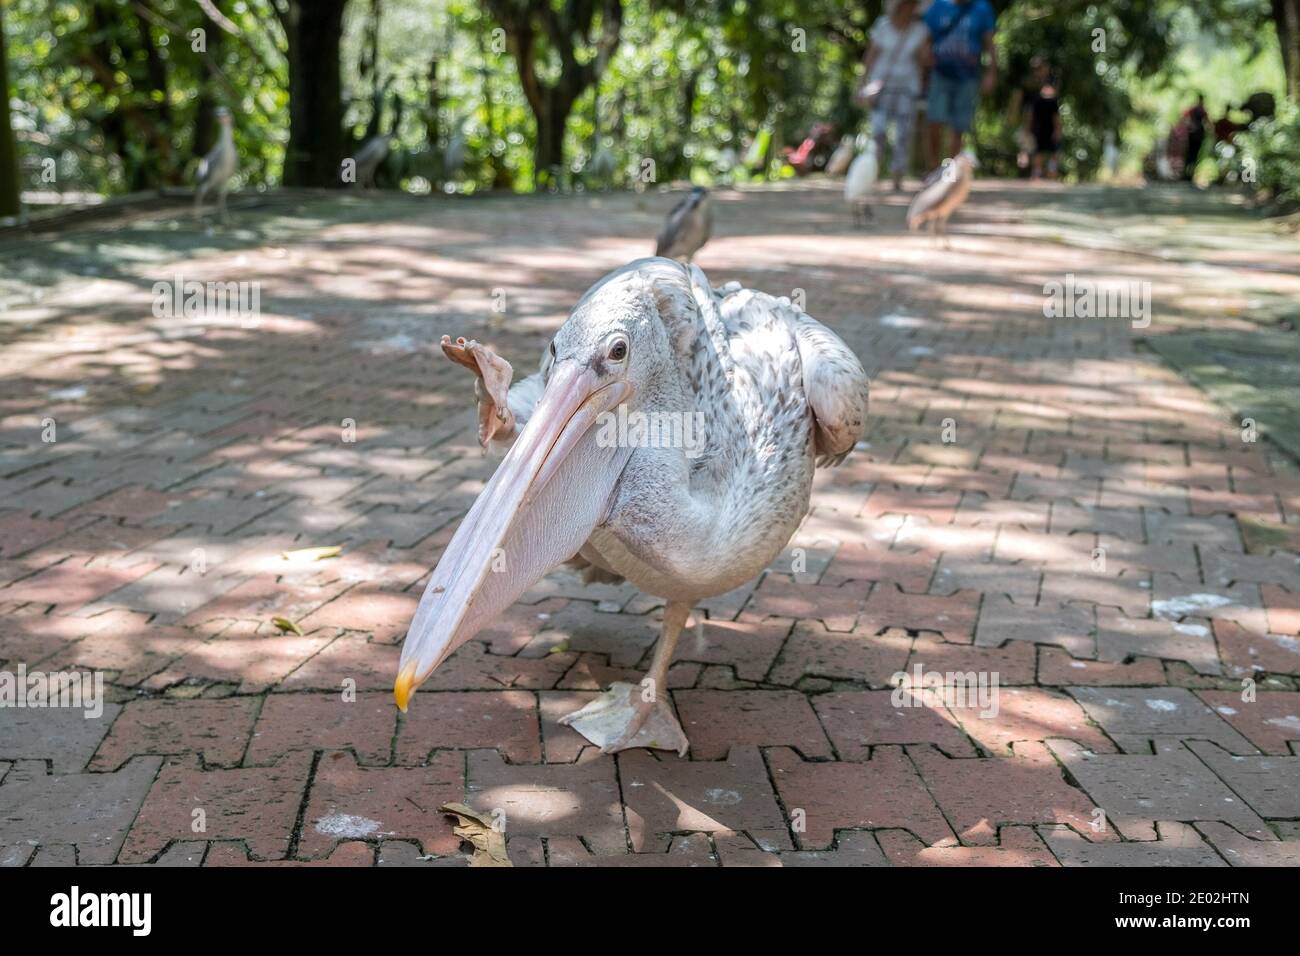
[1,182,1299,867]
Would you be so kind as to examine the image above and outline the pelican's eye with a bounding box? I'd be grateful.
[549,340,557,359]
[608,338,629,362]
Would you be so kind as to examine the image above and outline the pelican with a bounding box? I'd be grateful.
[907,150,977,245]
[844,138,878,225]
[826,135,855,177]
[655,186,712,262]
[194,106,236,222]
[394,258,870,755]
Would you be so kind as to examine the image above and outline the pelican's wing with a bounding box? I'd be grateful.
[686,264,866,468]
[789,311,869,466]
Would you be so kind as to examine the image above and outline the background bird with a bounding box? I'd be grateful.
[194,106,236,222]
[907,150,977,244]
[844,137,878,225]
[352,95,403,190]
[395,258,870,755]
[443,120,468,185]
[825,134,855,177]
[655,185,712,261]
[1103,130,1120,179]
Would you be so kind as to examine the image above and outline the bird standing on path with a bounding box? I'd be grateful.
[655,186,712,262]
[194,106,237,222]
[352,94,403,190]
[394,258,870,755]
[907,150,977,245]
[826,135,855,177]
[844,139,879,225]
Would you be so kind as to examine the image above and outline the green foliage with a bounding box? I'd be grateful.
[0,0,1292,198]
[1239,98,1300,206]
[6,0,287,195]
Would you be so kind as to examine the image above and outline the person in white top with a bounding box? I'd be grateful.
[859,0,928,190]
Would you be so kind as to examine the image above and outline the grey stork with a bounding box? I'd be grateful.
[655,186,712,262]
[907,150,977,245]
[194,106,237,222]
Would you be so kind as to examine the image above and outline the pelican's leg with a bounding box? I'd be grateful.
[194,186,206,220]
[559,600,691,756]
[440,335,517,446]
[218,185,230,224]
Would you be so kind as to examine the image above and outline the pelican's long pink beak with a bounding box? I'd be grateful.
[395,360,632,711]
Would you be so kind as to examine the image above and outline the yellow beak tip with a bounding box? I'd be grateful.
[394,664,418,713]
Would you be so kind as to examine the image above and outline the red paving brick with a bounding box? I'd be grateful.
[4,183,1300,866]
[299,751,463,859]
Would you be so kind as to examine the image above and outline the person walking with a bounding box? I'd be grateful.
[859,0,928,190]
[1022,56,1062,180]
[1181,93,1209,183]
[920,0,998,172]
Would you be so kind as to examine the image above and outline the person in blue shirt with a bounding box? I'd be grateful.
[921,0,998,171]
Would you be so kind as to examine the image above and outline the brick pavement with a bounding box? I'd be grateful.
[1,182,1299,866]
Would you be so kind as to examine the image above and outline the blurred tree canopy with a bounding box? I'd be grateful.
[0,0,1293,209]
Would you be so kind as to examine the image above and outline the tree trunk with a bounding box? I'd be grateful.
[193,17,224,161]
[533,87,576,189]
[134,4,178,185]
[485,0,622,190]
[0,0,20,218]
[1276,0,1300,101]
[281,0,350,187]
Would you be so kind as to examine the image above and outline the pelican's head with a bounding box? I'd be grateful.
[956,150,979,170]
[214,106,232,127]
[394,258,693,710]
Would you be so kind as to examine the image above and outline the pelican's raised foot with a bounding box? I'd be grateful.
[558,681,689,756]
[440,335,514,446]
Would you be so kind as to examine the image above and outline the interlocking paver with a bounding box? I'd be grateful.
[4,183,1298,866]
[298,751,463,859]
[394,690,541,765]
[1066,687,1256,754]
[1195,690,1300,754]
[813,689,977,759]
[621,747,788,852]
[767,745,954,850]
[1047,739,1274,842]
[913,740,1115,845]
[0,757,162,864]
[120,753,312,863]
[674,689,832,760]
[0,701,121,772]
[247,692,395,766]
[1040,821,1226,866]
[878,825,1058,866]
[465,749,624,854]
[92,697,259,770]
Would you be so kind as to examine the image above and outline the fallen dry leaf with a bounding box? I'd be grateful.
[439,802,511,867]
[280,545,344,562]
[270,616,304,636]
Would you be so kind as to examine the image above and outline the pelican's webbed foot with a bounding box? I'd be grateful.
[440,335,515,446]
[558,681,689,756]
